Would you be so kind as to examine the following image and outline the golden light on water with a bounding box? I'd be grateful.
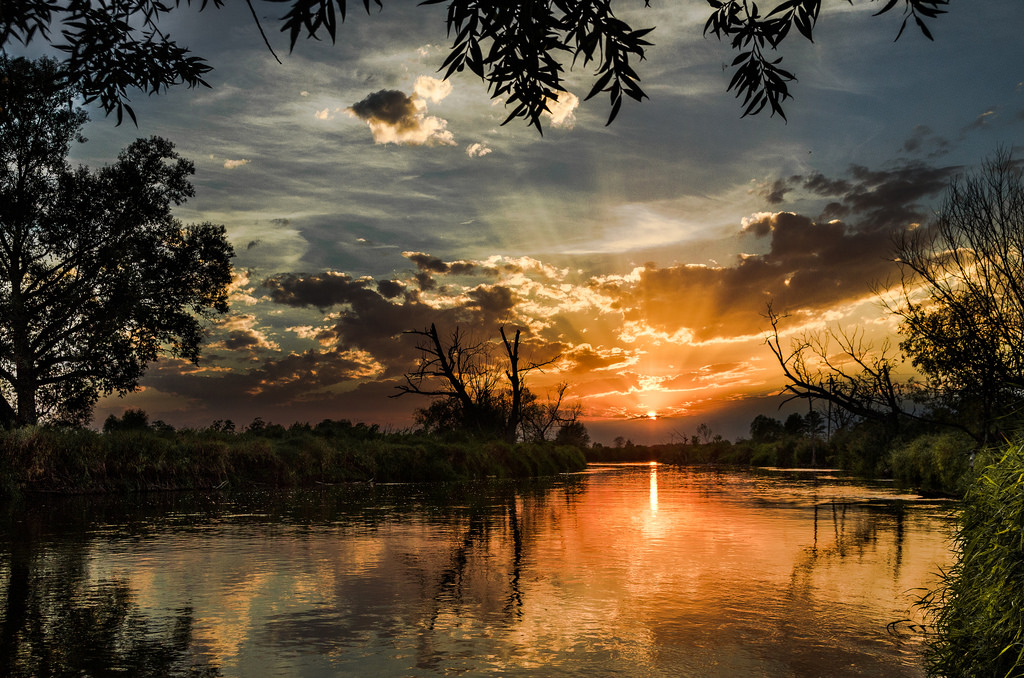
[649,461,658,512]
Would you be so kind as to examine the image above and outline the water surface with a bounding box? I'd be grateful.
[0,464,953,676]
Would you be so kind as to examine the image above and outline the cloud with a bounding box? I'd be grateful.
[403,251,481,276]
[314,107,332,120]
[741,212,775,237]
[413,75,452,103]
[223,158,250,169]
[756,178,792,205]
[209,314,280,352]
[902,125,951,156]
[377,279,406,299]
[602,208,919,341]
[545,91,579,129]
[404,251,449,273]
[760,160,958,230]
[466,142,492,158]
[346,86,456,146]
[962,109,997,134]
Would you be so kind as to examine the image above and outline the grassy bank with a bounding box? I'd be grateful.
[0,420,587,497]
[921,442,1024,677]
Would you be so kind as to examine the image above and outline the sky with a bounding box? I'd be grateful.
[13,1,1024,443]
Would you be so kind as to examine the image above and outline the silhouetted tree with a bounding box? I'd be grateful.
[784,412,805,436]
[102,408,150,433]
[749,414,784,442]
[393,323,557,442]
[522,383,585,443]
[889,149,1024,444]
[1,0,948,128]
[554,419,591,449]
[767,151,1024,445]
[696,422,714,444]
[766,303,910,434]
[0,57,234,426]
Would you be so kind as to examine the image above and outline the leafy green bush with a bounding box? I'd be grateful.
[922,443,1024,677]
[890,431,975,497]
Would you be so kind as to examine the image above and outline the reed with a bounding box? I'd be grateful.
[0,422,587,496]
[921,442,1024,677]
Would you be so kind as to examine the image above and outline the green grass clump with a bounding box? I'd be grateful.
[922,442,1024,677]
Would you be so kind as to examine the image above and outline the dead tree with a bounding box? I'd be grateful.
[392,323,556,442]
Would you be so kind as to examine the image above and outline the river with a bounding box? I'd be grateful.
[0,464,954,676]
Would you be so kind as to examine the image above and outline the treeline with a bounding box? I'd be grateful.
[0,410,587,497]
[587,411,978,497]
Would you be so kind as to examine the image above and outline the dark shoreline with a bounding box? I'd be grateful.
[0,423,587,498]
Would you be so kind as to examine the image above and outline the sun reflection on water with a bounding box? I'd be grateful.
[649,461,658,513]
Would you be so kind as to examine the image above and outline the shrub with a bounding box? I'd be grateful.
[922,443,1024,677]
[890,431,975,497]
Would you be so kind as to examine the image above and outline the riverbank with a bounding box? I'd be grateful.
[586,428,982,498]
[0,421,587,497]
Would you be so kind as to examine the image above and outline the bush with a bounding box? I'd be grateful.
[922,443,1024,677]
[890,431,975,497]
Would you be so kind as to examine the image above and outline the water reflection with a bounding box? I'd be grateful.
[649,461,658,512]
[0,468,952,677]
[0,499,221,677]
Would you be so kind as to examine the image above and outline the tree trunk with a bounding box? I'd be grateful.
[14,357,37,426]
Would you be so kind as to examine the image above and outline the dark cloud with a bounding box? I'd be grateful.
[136,358,408,428]
[264,272,375,310]
[902,125,951,156]
[466,284,516,316]
[818,201,848,222]
[802,172,852,197]
[449,261,479,275]
[346,86,455,146]
[757,177,792,205]
[841,162,957,228]
[742,217,772,238]
[611,210,901,340]
[377,279,405,299]
[348,89,419,129]
[405,251,450,273]
[223,329,262,351]
[414,271,436,291]
[765,161,957,231]
[563,344,629,373]
[261,272,534,380]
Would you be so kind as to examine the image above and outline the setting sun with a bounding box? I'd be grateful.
[646,411,658,420]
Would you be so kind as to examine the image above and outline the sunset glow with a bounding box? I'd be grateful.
[37,2,1019,443]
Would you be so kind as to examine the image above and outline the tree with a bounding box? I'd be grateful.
[0,56,234,426]
[783,412,805,436]
[890,149,1024,445]
[554,419,590,448]
[766,303,911,433]
[0,0,948,129]
[749,413,784,442]
[767,151,1024,445]
[521,382,586,443]
[393,323,557,442]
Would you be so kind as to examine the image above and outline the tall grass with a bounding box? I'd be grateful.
[0,422,587,497]
[921,442,1024,677]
